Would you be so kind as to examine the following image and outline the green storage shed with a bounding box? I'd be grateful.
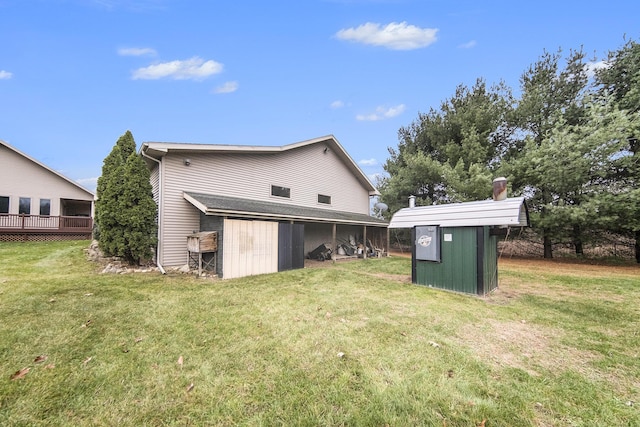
[388,196,529,295]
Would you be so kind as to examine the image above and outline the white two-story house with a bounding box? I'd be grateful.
[140,135,388,279]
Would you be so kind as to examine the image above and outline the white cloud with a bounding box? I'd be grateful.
[0,70,13,79]
[356,104,406,121]
[585,60,610,78]
[118,47,157,56]
[359,158,378,166]
[214,81,239,94]
[330,100,345,109]
[458,40,477,49]
[132,56,223,80]
[76,177,98,191]
[335,21,438,50]
[368,172,385,184]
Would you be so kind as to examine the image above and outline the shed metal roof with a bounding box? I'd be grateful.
[184,192,388,227]
[388,197,529,229]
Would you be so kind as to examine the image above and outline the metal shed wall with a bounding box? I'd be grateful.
[278,223,305,271]
[413,226,498,295]
[481,228,499,294]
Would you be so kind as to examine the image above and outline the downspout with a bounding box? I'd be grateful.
[141,147,166,275]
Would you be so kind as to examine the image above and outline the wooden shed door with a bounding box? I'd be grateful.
[223,219,279,279]
[278,223,304,271]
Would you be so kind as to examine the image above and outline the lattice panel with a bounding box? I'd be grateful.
[0,233,92,242]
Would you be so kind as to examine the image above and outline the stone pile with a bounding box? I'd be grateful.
[85,240,160,275]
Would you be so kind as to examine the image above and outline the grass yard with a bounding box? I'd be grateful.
[0,241,639,426]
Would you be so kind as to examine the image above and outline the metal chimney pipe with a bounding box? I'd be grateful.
[409,195,416,208]
[493,177,507,201]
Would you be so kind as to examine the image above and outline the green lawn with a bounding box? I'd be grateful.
[1,241,639,426]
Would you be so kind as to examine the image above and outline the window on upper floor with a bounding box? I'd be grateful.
[318,194,331,205]
[19,197,31,215]
[0,196,9,214]
[40,199,51,216]
[271,185,290,199]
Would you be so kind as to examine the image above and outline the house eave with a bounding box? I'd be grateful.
[141,135,379,194]
[183,192,388,227]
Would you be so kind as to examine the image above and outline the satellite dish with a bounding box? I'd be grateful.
[374,202,388,212]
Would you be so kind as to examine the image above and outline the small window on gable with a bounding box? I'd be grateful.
[318,194,331,205]
[0,196,9,214]
[19,197,31,215]
[40,199,51,216]
[271,185,290,198]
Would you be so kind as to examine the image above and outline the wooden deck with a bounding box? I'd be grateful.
[0,214,93,241]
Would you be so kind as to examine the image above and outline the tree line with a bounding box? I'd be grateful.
[379,39,640,262]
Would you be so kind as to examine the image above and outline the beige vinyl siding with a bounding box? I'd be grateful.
[160,185,199,267]
[0,144,93,216]
[222,219,278,279]
[148,164,164,263]
[150,165,160,206]
[158,143,373,267]
[167,143,369,212]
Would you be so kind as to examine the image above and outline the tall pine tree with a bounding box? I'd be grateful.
[379,78,513,214]
[508,49,590,258]
[95,131,157,264]
[595,39,640,262]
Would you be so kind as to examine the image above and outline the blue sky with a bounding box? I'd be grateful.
[1,0,639,193]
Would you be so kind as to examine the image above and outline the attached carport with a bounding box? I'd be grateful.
[183,191,388,279]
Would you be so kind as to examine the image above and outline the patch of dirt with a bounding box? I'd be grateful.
[455,319,600,378]
[489,257,639,304]
[389,250,412,259]
[484,279,595,305]
[366,272,412,283]
[498,257,640,278]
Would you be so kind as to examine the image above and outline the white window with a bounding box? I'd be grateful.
[0,196,9,214]
[19,197,31,215]
[318,194,331,205]
[40,199,51,216]
[271,185,290,198]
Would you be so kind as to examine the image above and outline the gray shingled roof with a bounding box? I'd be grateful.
[184,192,388,226]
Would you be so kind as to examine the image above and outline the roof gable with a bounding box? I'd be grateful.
[0,140,94,197]
[141,135,378,196]
[388,197,529,228]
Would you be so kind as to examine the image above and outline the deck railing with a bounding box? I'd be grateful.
[0,214,93,233]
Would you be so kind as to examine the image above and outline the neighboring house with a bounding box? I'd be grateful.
[141,135,388,279]
[0,140,94,242]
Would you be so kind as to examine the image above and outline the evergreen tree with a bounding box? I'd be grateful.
[501,94,633,255]
[379,78,513,214]
[95,131,157,264]
[119,151,157,264]
[594,39,640,262]
[507,49,590,258]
